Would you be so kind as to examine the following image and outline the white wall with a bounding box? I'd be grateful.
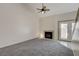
[0,4,39,48]
[39,11,77,40]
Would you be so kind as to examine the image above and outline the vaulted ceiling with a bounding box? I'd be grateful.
[27,3,79,17]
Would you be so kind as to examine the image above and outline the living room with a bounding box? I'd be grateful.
[0,3,79,56]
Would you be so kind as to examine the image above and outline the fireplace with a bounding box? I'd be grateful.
[45,31,53,39]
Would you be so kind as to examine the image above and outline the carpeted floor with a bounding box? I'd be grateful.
[0,38,74,56]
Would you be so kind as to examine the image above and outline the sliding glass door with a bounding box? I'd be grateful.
[58,20,75,41]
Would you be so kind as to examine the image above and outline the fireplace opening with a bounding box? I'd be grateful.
[45,31,53,39]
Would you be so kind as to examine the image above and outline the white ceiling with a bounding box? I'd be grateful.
[27,3,79,17]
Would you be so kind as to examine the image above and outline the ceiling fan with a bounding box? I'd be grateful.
[37,3,50,14]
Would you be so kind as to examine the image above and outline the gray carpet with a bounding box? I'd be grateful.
[0,38,74,56]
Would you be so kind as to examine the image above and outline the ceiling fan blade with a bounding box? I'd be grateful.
[37,8,42,10]
[45,9,50,11]
[38,10,42,13]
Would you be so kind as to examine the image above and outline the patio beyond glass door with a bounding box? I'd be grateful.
[58,20,75,41]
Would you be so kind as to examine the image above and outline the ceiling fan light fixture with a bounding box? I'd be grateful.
[37,3,50,14]
[41,11,45,14]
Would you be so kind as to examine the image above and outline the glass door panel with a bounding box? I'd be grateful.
[60,23,68,40]
[58,20,75,41]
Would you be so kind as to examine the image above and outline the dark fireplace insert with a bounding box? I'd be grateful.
[45,31,53,39]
